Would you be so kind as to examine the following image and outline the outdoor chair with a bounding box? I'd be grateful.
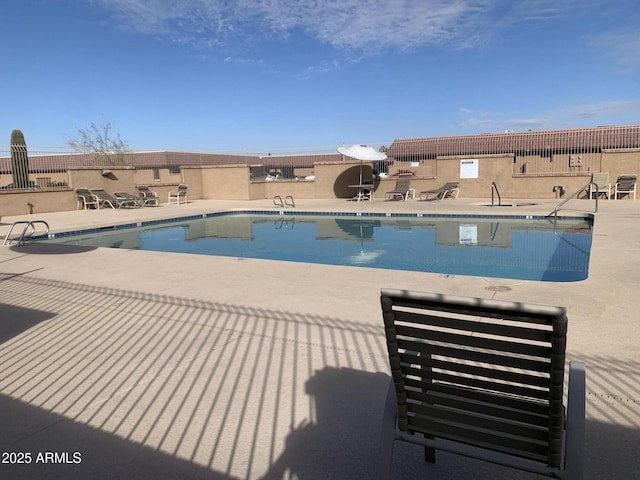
[588,172,611,200]
[90,189,138,209]
[614,174,636,200]
[378,288,585,480]
[75,188,99,210]
[384,174,414,201]
[114,192,144,207]
[419,182,460,201]
[168,184,188,204]
[136,185,160,205]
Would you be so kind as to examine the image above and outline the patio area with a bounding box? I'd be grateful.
[1,197,639,479]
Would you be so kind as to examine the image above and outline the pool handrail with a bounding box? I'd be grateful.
[3,220,50,246]
[549,182,598,218]
[491,181,501,207]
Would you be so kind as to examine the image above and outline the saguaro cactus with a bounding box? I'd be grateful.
[10,129,30,189]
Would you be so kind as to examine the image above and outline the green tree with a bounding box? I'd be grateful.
[66,121,131,166]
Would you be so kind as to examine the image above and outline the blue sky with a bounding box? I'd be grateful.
[2,0,639,153]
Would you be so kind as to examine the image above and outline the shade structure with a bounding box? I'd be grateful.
[338,144,387,185]
[338,144,387,161]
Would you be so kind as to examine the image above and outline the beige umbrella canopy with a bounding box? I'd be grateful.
[338,144,387,184]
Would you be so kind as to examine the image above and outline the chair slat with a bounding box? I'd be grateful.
[401,360,551,390]
[398,341,551,372]
[389,297,562,327]
[408,416,550,462]
[403,379,550,413]
[405,388,549,426]
[394,309,554,342]
[408,402,550,442]
[396,324,552,358]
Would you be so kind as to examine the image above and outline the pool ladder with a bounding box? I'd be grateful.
[2,220,50,246]
[548,181,598,218]
[273,195,295,208]
[490,181,502,207]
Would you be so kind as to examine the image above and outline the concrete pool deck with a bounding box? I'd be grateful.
[1,197,638,479]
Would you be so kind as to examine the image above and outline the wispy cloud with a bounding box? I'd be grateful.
[589,30,640,72]
[458,114,553,132]
[457,108,497,130]
[458,99,640,134]
[503,117,554,130]
[296,59,341,80]
[90,0,625,55]
[565,100,640,118]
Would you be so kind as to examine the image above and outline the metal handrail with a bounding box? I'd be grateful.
[491,181,501,207]
[2,220,50,246]
[548,182,598,218]
[273,195,295,208]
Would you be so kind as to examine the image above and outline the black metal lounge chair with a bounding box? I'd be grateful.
[384,175,414,201]
[614,174,636,200]
[419,182,459,201]
[168,184,188,204]
[136,185,160,206]
[75,188,99,210]
[114,192,144,207]
[378,289,585,480]
[90,189,138,209]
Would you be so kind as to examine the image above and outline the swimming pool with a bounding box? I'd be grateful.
[47,211,593,282]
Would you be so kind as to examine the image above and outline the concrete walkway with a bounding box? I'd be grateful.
[1,197,639,479]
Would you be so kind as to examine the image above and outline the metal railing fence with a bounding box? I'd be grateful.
[0,143,394,188]
[388,125,640,177]
[2,126,638,190]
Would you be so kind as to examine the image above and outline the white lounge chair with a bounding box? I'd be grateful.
[589,172,611,199]
[168,184,188,204]
[75,188,99,210]
[384,175,414,201]
[614,174,636,200]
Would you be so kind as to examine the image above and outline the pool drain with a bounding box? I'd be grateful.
[486,285,512,292]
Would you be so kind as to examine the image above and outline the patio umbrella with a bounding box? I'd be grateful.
[338,144,387,185]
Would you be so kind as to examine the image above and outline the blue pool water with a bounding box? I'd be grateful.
[48,212,593,282]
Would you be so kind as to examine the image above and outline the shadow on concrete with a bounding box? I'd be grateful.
[261,360,640,479]
[0,394,236,480]
[0,273,387,479]
[9,243,97,255]
[0,304,56,343]
[1,273,638,479]
[259,367,389,479]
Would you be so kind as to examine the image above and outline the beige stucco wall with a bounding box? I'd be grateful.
[68,167,137,191]
[0,189,77,215]
[261,180,316,200]
[382,155,594,199]
[133,168,183,185]
[602,150,640,181]
[200,165,250,200]
[2,150,639,216]
[181,167,203,200]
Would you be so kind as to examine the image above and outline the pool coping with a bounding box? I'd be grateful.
[41,209,594,240]
[40,209,594,283]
